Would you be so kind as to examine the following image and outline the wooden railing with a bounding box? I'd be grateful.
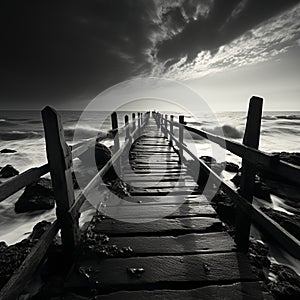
[0,109,149,300]
[153,96,300,259]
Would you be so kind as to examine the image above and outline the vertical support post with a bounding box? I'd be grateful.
[164,114,168,138]
[111,112,121,172]
[169,115,174,146]
[178,115,184,165]
[132,113,136,137]
[42,106,79,255]
[138,112,141,136]
[125,114,132,145]
[235,96,263,251]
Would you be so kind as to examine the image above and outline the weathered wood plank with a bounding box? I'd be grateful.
[106,195,209,206]
[127,181,197,188]
[93,217,223,236]
[130,188,200,196]
[97,282,268,300]
[103,203,216,219]
[66,253,256,292]
[107,232,235,255]
[123,176,194,182]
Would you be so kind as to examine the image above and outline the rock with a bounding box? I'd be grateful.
[224,161,239,173]
[253,182,272,202]
[0,148,17,153]
[260,207,300,240]
[78,142,117,180]
[29,221,51,240]
[200,155,216,165]
[268,264,300,300]
[248,239,271,280]
[0,164,19,178]
[231,171,271,202]
[211,191,236,225]
[272,152,300,167]
[15,178,55,213]
[0,239,34,289]
[0,242,8,253]
[231,171,241,186]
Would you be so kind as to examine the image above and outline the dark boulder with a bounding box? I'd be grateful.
[78,142,116,180]
[0,242,7,253]
[15,178,55,213]
[0,148,17,153]
[272,152,300,167]
[260,207,300,240]
[0,239,34,289]
[29,221,51,240]
[224,161,239,173]
[248,239,270,280]
[268,264,300,300]
[211,191,236,225]
[232,171,271,202]
[0,164,19,178]
[200,155,216,165]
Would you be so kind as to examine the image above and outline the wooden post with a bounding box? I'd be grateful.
[132,113,136,137]
[235,96,263,251]
[164,114,168,138]
[125,115,131,142]
[138,112,141,136]
[179,115,184,164]
[170,115,174,146]
[111,112,121,172]
[42,106,79,254]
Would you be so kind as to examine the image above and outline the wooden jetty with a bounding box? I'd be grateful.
[0,96,299,299]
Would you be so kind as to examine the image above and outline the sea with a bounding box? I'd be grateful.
[0,109,299,273]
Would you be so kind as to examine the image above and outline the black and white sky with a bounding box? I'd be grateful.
[0,0,299,111]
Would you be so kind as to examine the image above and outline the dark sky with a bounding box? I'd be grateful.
[0,0,299,109]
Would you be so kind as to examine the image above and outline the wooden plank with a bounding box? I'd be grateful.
[66,253,255,292]
[0,221,59,300]
[131,161,179,166]
[103,203,216,219]
[124,170,188,175]
[123,176,194,182]
[107,195,209,206]
[107,232,234,255]
[97,282,268,300]
[127,181,197,188]
[92,217,223,236]
[0,164,49,203]
[126,166,186,170]
[130,188,200,196]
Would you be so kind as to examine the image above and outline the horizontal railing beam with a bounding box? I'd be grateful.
[0,164,49,203]
[184,125,300,185]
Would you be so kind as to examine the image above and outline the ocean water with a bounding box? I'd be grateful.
[0,109,299,271]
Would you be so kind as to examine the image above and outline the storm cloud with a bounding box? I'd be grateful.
[0,0,299,108]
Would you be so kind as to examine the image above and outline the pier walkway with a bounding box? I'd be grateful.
[2,97,299,299]
[64,118,270,299]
